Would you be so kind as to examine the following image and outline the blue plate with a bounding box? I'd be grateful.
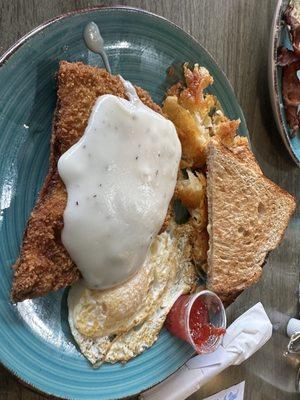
[269,0,300,167]
[0,6,248,400]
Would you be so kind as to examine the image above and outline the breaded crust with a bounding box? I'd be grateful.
[11,61,162,302]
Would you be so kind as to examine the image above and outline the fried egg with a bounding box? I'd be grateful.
[68,232,197,366]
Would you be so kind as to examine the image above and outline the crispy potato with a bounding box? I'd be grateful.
[214,119,240,147]
[176,169,206,210]
[174,168,208,268]
[163,64,240,168]
[163,96,210,168]
[167,63,245,279]
[178,64,213,113]
[191,228,209,264]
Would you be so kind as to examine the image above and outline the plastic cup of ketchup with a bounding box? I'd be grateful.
[165,290,226,354]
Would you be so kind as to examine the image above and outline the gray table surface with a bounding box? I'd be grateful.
[0,0,299,399]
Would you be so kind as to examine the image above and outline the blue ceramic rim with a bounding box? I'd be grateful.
[0,5,249,399]
[0,5,248,137]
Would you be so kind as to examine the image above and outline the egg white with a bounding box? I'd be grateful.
[68,232,197,366]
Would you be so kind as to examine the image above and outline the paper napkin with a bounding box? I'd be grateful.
[203,381,245,400]
[140,302,272,400]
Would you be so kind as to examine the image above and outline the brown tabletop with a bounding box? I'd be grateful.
[0,0,299,399]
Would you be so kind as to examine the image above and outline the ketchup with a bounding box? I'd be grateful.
[165,294,226,353]
[189,296,225,348]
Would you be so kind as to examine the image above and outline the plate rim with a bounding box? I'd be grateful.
[0,5,249,400]
[0,5,248,137]
[268,0,300,168]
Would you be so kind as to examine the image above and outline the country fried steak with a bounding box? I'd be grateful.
[11,61,162,302]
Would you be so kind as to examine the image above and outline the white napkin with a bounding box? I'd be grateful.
[140,302,272,400]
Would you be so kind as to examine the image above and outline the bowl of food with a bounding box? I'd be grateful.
[165,290,226,354]
[0,5,296,400]
[269,0,300,166]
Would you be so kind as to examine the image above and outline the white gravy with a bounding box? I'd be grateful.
[58,80,181,289]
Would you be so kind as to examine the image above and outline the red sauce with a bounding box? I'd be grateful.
[165,295,188,341]
[165,294,226,352]
[189,297,226,348]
